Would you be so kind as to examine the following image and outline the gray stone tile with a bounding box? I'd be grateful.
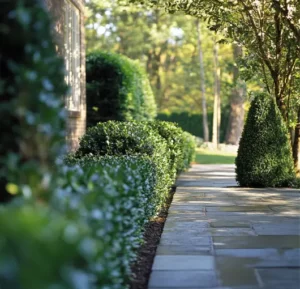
[159,234,211,246]
[256,268,300,288]
[167,210,205,216]
[164,220,209,230]
[252,223,300,235]
[215,248,279,258]
[213,236,300,249]
[169,205,205,212]
[149,165,300,289]
[148,270,218,288]
[149,286,294,289]
[163,227,255,237]
[209,228,256,236]
[216,256,259,287]
[206,206,272,212]
[210,221,250,228]
[206,211,274,217]
[152,255,215,270]
[156,245,211,255]
[215,249,300,267]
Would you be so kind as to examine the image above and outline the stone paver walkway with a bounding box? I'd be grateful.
[148,164,300,289]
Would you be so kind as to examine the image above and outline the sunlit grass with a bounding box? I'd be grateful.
[194,148,237,164]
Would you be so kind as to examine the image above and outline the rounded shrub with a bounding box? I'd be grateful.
[236,93,295,187]
[148,121,186,177]
[86,52,157,126]
[75,121,172,206]
[0,0,68,202]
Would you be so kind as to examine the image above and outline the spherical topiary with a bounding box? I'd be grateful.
[236,93,295,187]
[0,0,68,202]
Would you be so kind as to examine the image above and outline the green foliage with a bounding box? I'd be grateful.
[236,93,295,187]
[0,205,92,289]
[86,52,156,127]
[292,177,300,188]
[0,156,159,289]
[75,121,173,206]
[52,156,159,288]
[182,131,196,168]
[0,0,68,202]
[86,1,239,117]
[148,121,195,174]
[157,111,230,142]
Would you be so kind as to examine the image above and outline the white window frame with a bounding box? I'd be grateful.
[64,0,81,111]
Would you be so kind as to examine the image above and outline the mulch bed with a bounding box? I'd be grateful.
[129,186,176,289]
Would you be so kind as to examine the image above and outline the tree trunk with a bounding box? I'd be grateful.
[196,19,209,142]
[293,106,300,174]
[225,44,245,145]
[212,37,221,148]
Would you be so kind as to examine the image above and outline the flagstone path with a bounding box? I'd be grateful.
[148,164,300,289]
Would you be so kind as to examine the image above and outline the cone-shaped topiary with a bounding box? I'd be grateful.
[236,93,295,187]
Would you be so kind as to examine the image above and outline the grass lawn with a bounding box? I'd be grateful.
[194,148,237,164]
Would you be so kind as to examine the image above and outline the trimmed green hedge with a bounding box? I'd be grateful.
[86,52,157,126]
[236,93,295,187]
[74,121,173,208]
[157,111,230,142]
[0,156,159,289]
[0,121,196,289]
[0,0,67,203]
[148,121,196,175]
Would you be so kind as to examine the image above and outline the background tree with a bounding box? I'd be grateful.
[128,0,300,170]
[225,44,246,145]
[196,19,209,142]
[86,0,245,143]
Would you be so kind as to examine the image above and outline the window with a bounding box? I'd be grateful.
[64,0,81,111]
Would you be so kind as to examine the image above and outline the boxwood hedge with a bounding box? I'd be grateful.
[0,155,161,289]
[148,121,196,177]
[86,52,157,126]
[74,121,175,207]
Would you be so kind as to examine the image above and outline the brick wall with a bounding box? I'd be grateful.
[45,0,86,151]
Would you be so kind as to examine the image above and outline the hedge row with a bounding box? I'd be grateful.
[157,110,230,142]
[74,120,196,209]
[0,156,159,289]
[1,121,196,289]
[86,52,157,127]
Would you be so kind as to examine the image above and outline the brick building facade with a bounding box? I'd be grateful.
[46,0,86,151]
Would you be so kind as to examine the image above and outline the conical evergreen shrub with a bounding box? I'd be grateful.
[236,93,295,187]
